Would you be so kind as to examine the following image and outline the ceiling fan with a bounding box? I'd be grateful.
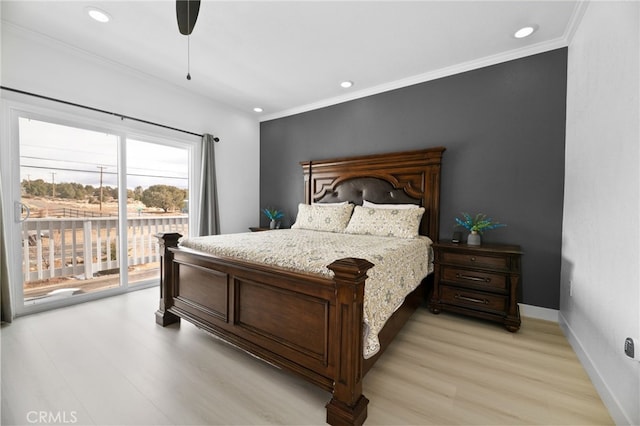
[176,0,201,80]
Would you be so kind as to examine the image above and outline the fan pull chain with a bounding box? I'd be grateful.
[186,35,191,80]
[186,0,191,80]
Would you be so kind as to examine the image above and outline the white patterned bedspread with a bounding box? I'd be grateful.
[179,229,433,359]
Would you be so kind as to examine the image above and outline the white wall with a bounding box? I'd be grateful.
[562,2,639,425]
[1,24,260,234]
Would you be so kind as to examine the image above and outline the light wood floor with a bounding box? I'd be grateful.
[1,287,613,425]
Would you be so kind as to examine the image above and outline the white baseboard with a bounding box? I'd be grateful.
[519,303,559,322]
[521,307,634,424]
[559,312,632,426]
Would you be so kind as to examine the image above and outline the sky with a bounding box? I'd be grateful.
[18,117,189,190]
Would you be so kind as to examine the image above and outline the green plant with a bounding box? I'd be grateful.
[455,212,506,234]
[262,208,284,221]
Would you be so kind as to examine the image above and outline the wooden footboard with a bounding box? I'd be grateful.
[155,232,374,426]
[155,148,444,425]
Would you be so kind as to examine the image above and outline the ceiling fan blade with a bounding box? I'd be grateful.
[176,0,201,35]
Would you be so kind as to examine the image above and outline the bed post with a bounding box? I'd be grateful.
[326,257,374,426]
[155,232,182,326]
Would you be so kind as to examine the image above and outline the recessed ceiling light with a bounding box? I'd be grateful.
[514,26,537,39]
[86,7,111,23]
[340,81,354,89]
[253,107,263,113]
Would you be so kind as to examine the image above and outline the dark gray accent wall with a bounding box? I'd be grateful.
[259,48,567,310]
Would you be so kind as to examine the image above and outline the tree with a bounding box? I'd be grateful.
[22,179,49,197]
[56,182,87,199]
[104,186,118,200]
[141,185,186,212]
[132,186,144,201]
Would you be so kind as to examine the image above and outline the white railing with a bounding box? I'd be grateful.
[22,215,188,282]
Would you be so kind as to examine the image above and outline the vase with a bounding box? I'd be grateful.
[467,230,481,246]
[270,219,276,229]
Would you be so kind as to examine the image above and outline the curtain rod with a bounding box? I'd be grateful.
[1,86,218,141]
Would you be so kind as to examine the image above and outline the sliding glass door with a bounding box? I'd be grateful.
[125,139,189,287]
[3,109,196,315]
[19,118,122,304]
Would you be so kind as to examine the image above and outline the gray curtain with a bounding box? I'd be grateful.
[1,172,14,323]
[198,133,220,236]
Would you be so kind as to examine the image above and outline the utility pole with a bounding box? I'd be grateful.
[97,166,106,212]
[50,172,56,198]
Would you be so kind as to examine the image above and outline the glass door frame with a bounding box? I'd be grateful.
[1,99,200,317]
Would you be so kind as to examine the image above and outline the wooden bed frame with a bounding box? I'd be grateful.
[155,147,445,425]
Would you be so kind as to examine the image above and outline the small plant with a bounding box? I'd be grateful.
[262,208,284,221]
[455,212,506,234]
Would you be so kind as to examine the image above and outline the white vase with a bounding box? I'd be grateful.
[467,230,481,245]
[270,219,276,229]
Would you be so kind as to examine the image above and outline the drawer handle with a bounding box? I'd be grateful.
[470,256,476,262]
[456,273,491,283]
[455,293,489,304]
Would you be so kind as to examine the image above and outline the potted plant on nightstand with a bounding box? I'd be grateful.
[455,212,506,245]
[262,208,284,229]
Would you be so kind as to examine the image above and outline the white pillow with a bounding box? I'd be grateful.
[291,203,355,233]
[345,206,425,238]
[362,199,420,209]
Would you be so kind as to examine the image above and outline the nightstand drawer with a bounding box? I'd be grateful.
[441,252,508,269]
[430,242,522,331]
[441,286,507,313]
[442,267,507,291]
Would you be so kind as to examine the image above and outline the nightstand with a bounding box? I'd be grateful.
[249,227,284,232]
[428,241,522,332]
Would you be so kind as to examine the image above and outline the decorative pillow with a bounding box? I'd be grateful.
[345,206,425,238]
[291,203,355,233]
[362,199,420,209]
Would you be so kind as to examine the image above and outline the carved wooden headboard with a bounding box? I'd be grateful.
[300,147,445,241]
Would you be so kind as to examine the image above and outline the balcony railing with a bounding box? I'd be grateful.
[22,215,188,282]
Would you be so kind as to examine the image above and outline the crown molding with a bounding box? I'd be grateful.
[260,37,569,122]
[261,1,590,123]
[564,0,590,45]
[3,0,590,126]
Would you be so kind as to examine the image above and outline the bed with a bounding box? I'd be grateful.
[155,147,445,425]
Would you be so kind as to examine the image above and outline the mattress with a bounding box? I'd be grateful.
[180,229,433,358]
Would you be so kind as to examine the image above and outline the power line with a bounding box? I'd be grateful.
[21,155,117,169]
[20,155,186,177]
[20,164,115,175]
[19,165,188,180]
[20,145,116,158]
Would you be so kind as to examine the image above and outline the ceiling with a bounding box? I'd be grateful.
[1,1,582,121]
